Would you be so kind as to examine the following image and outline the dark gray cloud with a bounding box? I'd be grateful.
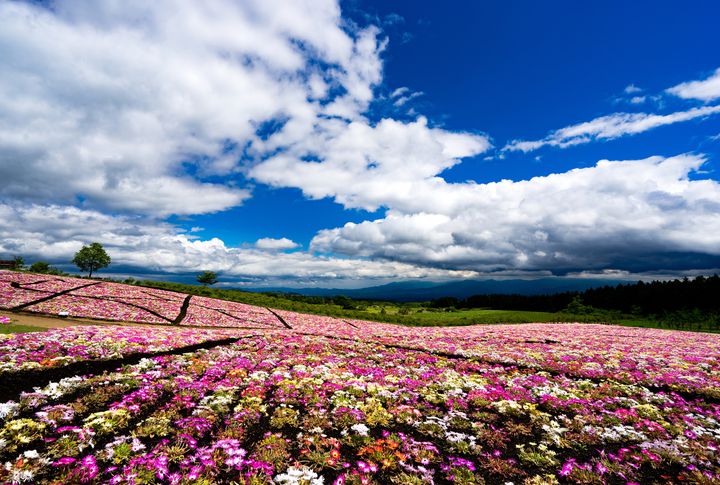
[310,155,720,275]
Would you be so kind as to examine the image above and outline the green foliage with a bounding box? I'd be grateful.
[196,270,218,286]
[654,309,720,331]
[333,295,356,309]
[564,295,591,314]
[72,242,111,277]
[0,324,47,334]
[29,261,50,273]
[11,256,24,270]
[430,296,460,308]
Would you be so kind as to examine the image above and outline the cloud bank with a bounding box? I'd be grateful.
[0,203,477,283]
[1,1,719,283]
[667,67,720,102]
[0,0,414,216]
[310,155,720,273]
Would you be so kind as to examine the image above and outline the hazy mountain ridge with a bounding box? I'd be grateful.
[244,278,629,301]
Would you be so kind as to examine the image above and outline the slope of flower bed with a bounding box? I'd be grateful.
[185,296,283,327]
[180,303,279,328]
[23,295,172,324]
[18,279,93,294]
[0,281,54,308]
[69,283,186,302]
[271,308,351,332]
[342,324,720,399]
[1,270,720,483]
[0,273,70,285]
[0,326,241,374]
[1,330,719,484]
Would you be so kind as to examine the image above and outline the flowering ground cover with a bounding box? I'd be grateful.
[69,283,187,302]
[183,296,286,329]
[1,270,720,483]
[0,326,241,375]
[0,273,75,286]
[0,325,718,484]
[180,303,280,329]
[0,280,55,309]
[0,273,96,309]
[271,309,353,333]
[18,279,95,294]
[24,296,174,324]
[0,272,290,328]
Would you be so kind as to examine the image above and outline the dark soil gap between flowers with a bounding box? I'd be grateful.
[172,295,193,324]
[0,336,255,402]
[11,281,103,311]
[265,307,292,329]
[341,319,359,328]
[10,279,54,289]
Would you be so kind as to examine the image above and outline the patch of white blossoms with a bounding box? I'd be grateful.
[274,465,324,485]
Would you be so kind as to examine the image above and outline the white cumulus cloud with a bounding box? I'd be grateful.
[667,67,720,102]
[0,0,384,216]
[0,203,478,283]
[311,154,720,274]
[250,116,491,212]
[2,1,719,283]
[255,237,301,250]
[504,106,720,153]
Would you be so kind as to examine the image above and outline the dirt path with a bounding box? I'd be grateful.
[0,309,156,329]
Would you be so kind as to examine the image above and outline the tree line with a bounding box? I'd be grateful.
[431,275,720,316]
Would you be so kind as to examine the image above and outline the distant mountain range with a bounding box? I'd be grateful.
[243,278,631,302]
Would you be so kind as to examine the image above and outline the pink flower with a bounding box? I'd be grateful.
[560,459,576,476]
[54,457,76,466]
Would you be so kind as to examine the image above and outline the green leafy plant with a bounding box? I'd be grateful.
[196,270,219,286]
[72,242,111,277]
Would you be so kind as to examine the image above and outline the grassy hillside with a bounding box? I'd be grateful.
[0,323,46,334]
[124,278,718,332]
[6,270,716,331]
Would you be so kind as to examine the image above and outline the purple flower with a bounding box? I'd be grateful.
[560,459,576,477]
[54,457,77,466]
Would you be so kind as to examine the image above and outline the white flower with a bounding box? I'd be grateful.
[0,402,19,421]
[34,376,84,399]
[445,431,477,446]
[135,358,157,371]
[11,469,34,483]
[131,438,146,452]
[249,371,269,381]
[274,466,324,485]
[351,423,370,436]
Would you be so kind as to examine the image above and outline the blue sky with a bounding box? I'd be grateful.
[1,0,719,287]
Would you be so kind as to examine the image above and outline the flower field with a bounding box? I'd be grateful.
[1,271,719,483]
[0,326,242,375]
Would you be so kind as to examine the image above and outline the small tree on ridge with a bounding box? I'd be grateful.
[73,242,111,277]
[30,261,51,273]
[11,256,24,270]
[196,270,218,287]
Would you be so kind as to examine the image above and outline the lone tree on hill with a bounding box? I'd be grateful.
[73,242,111,277]
[29,261,51,273]
[196,270,218,286]
[11,256,24,270]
